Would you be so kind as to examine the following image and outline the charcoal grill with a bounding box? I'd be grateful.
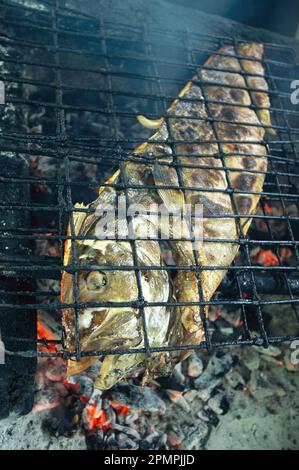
[1,0,299,414]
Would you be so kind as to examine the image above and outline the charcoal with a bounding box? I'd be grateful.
[249,371,277,400]
[252,345,282,357]
[111,384,166,414]
[166,390,191,412]
[172,362,186,386]
[139,431,158,449]
[187,353,204,378]
[81,390,104,431]
[194,353,234,391]
[157,373,185,392]
[86,429,105,450]
[102,397,111,410]
[150,433,168,450]
[139,438,153,450]
[124,411,140,426]
[116,433,139,450]
[43,398,82,437]
[184,389,200,403]
[195,378,222,402]
[207,393,230,416]
[203,408,220,427]
[167,431,183,449]
[105,434,119,450]
[225,369,245,389]
[242,348,261,371]
[196,409,210,422]
[113,423,141,440]
[68,375,94,402]
[104,406,117,429]
[183,421,209,450]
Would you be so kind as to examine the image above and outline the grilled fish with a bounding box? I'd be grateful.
[62,42,272,389]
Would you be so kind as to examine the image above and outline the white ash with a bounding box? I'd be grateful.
[0,341,298,449]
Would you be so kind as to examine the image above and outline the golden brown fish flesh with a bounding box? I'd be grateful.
[62,42,272,389]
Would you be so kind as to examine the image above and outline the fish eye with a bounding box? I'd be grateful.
[86,271,107,291]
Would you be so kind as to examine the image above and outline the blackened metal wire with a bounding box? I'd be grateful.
[1,0,299,358]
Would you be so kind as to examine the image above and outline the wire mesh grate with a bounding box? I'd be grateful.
[0,0,299,361]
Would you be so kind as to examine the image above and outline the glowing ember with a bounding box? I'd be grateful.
[85,403,110,431]
[251,248,279,266]
[63,378,79,394]
[63,378,91,404]
[242,384,254,393]
[37,317,57,353]
[234,319,244,328]
[166,389,183,402]
[264,201,272,215]
[111,400,130,417]
[279,247,293,260]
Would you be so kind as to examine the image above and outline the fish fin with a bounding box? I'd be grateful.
[67,356,98,376]
[63,202,87,266]
[257,109,276,136]
[98,169,120,196]
[73,202,88,233]
[152,162,189,240]
[152,161,184,212]
[137,115,164,130]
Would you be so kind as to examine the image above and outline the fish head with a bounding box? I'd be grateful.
[62,236,142,376]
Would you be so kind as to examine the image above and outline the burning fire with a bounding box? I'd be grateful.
[111,401,130,417]
[85,404,110,432]
[251,248,279,266]
[36,317,132,435]
[85,401,130,432]
[263,201,272,215]
[259,196,272,215]
[233,318,244,328]
[37,317,57,352]
[279,247,292,260]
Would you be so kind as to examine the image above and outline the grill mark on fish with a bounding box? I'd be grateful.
[230,89,247,101]
[235,195,253,214]
[187,166,224,188]
[219,108,238,121]
[234,173,258,191]
[193,193,233,216]
[242,155,257,170]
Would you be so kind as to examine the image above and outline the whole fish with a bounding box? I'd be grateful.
[62,42,272,389]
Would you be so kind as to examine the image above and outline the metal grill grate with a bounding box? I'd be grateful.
[1,0,299,362]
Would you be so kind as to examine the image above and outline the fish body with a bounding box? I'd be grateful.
[62,43,272,389]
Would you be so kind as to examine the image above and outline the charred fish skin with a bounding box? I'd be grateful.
[62,42,272,389]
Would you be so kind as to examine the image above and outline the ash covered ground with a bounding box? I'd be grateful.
[0,339,298,450]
